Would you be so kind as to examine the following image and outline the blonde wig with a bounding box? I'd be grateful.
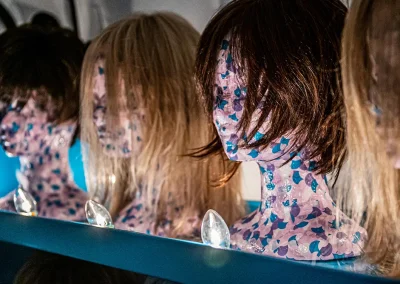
[341,0,400,276]
[80,12,245,237]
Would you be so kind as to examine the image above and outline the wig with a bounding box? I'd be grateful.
[0,26,84,124]
[14,251,147,284]
[81,12,245,237]
[341,0,400,276]
[195,0,347,178]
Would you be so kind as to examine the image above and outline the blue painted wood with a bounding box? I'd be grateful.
[0,147,19,197]
[246,200,260,213]
[0,212,396,284]
[68,139,87,192]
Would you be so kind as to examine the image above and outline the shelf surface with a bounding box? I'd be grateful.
[0,211,398,283]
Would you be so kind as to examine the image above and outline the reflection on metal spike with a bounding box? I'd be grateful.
[13,186,38,216]
[85,200,114,228]
[201,209,230,249]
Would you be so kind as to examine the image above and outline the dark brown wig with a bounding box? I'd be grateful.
[195,0,347,176]
[31,12,61,32]
[14,251,147,284]
[0,26,85,123]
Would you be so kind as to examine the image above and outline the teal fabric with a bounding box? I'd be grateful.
[0,212,394,284]
[0,147,19,197]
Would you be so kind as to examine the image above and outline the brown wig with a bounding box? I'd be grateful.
[341,0,400,276]
[30,12,61,32]
[0,26,85,123]
[195,0,347,178]
[81,12,245,236]
[14,251,147,284]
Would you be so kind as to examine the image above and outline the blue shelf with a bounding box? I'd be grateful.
[0,211,396,284]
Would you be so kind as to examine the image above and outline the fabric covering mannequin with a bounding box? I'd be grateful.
[195,0,366,260]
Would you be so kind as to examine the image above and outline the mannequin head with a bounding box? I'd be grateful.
[0,27,84,156]
[81,12,244,234]
[341,0,400,276]
[196,0,346,175]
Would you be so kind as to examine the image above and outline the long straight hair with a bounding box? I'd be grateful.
[80,12,245,237]
[341,0,400,276]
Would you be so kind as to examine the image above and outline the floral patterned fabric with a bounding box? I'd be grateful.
[92,61,201,238]
[213,39,366,260]
[0,95,87,221]
[92,63,138,158]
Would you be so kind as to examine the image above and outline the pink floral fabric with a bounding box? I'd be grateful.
[213,39,366,260]
[0,96,87,221]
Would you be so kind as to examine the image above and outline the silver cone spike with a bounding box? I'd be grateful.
[13,186,38,216]
[201,209,230,248]
[85,200,114,228]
